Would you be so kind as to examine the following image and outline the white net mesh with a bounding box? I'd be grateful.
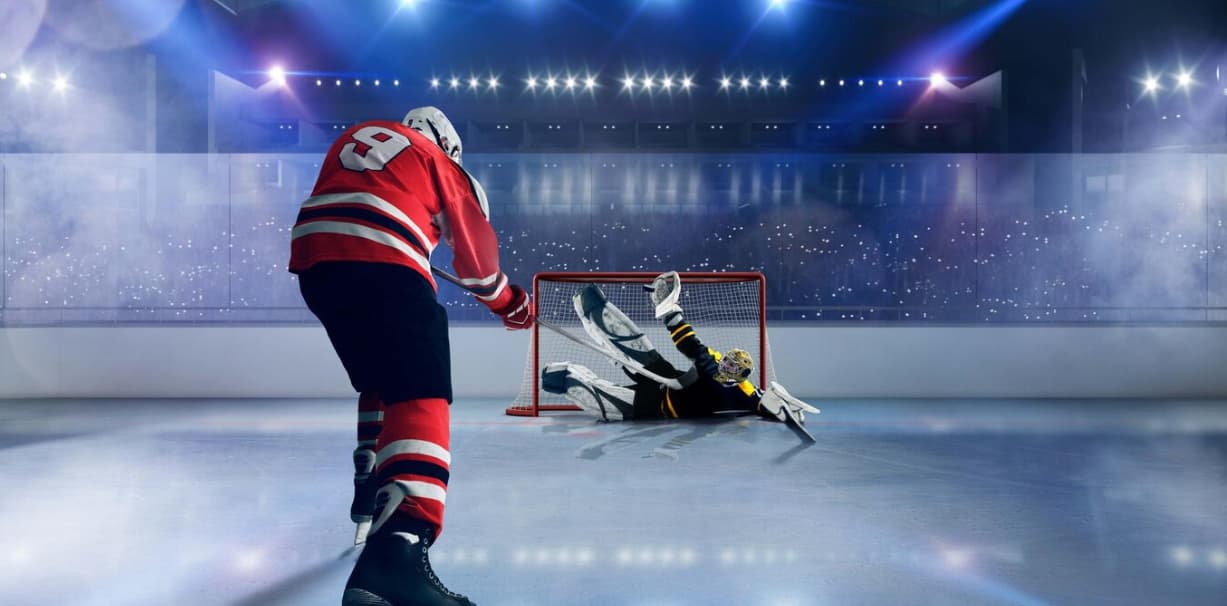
[508,273,775,415]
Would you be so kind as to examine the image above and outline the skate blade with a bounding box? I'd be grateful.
[342,588,393,606]
[354,520,372,545]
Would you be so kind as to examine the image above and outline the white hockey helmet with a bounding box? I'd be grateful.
[402,106,463,165]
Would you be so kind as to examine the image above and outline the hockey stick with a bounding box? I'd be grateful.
[429,266,683,389]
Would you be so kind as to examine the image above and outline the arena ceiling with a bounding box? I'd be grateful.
[209,0,987,18]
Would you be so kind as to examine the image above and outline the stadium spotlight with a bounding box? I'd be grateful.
[759,77,770,89]
[779,77,789,89]
[622,75,636,90]
[0,72,6,80]
[819,79,826,86]
[838,79,845,86]
[525,75,538,90]
[15,69,32,88]
[661,75,673,90]
[468,76,480,89]
[1142,76,1159,94]
[680,76,692,90]
[545,76,558,90]
[335,79,342,86]
[354,79,362,86]
[565,75,577,90]
[1176,71,1193,88]
[642,75,653,89]
[877,79,884,86]
[268,65,286,87]
[858,79,864,86]
[487,76,499,89]
[930,72,947,87]
[897,79,903,86]
[430,77,440,89]
[720,76,731,89]
[393,79,400,86]
[450,77,460,89]
[374,79,381,86]
[315,79,322,86]
[401,0,418,6]
[740,77,751,89]
[52,75,68,93]
[585,76,597,90]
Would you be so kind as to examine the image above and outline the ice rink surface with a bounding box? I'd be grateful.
[1,397,1226,606]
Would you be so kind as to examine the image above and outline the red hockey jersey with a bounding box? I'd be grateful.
[288,120,512,310]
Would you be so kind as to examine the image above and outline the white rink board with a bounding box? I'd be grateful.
[2,325,1226,399]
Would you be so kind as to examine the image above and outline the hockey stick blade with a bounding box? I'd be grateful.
[779,404,816,444]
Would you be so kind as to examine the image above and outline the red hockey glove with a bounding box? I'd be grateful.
[492,284,533,330]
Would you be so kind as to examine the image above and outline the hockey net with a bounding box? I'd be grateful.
[507,272,775,416]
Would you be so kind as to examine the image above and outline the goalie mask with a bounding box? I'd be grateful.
[402,106,463,165]
[715,348,754,384]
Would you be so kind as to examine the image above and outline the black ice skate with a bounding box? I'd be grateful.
[342,515,475,606]
[351,448,378,544]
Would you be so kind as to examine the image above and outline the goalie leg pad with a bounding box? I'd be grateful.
[542,362,635,422]
[573,284,666,369]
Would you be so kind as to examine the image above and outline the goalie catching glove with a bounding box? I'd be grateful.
[491,284,533,330]
[759,381,821,424]
[645,271,683,320]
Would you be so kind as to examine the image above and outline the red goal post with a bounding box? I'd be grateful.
[506,271,770,417]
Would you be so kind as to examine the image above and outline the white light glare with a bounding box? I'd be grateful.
[17,70,34,88]
[720,77,731,89]
[52,75,68,92]
[759,77,771,88]
[740,77,751,89]
[779,77,789,89]
[487,76,499,89]
[642,76,653,89]
[0,72,6,80]
[680,76,692,90]
[545,76,557,90]
[661,76,673,90]
[315,79,322,86]
[468,77,480,89]
[450,77,460,89]
[565,76,577,90]
[584,76,597,90]
[1143,76,1159,93]
[525,76,537,90]
[622,75,635,90]
[268,65,286,87]
[1176,71,1193,88]
[431,78,440,88]
[930,72,947,87]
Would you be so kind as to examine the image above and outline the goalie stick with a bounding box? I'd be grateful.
[429,266,683,389]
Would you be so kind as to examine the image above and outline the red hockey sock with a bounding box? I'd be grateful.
[356,392,384,449]
[373,397,450,538]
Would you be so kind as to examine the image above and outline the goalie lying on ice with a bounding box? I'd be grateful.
[541,271,818,424]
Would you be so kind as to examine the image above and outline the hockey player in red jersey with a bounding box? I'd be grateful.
[290,106,530,606]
